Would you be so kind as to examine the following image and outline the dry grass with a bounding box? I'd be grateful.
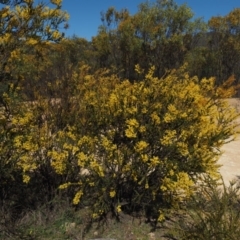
[0,203,171,240]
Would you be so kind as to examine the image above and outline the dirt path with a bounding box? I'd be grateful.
[218,136,240,185]
[218,98,240,185]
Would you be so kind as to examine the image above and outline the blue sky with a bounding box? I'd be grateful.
[61,0,240,40]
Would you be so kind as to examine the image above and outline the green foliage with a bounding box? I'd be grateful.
[166,178,240,240]
[0,196,87,240]
[94,0,206,80]
[187,8,240,93]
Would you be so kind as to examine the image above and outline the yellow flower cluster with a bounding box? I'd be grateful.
[50,0,62,6]
[116,205,121,213]
[49,151,68,174]
[151,112,161,124]
[125,118,139,138]
[134,141,149,152]
[160,130,177,146]
[73,190,83,205]
[109,190,116,198]
[161,172,194,201]
[26,38,38,45]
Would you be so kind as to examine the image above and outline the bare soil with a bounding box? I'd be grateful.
[218,98,240,185]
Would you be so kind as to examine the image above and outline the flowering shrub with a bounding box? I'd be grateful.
[1,63,238,221]
[0,0,239,227]
[45,65,238,220]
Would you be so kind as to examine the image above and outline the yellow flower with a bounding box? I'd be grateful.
[125,127,137,138]
[151,112,161,124]
[167,104,178,115]
[163,113,174,123]
[73,190,83,205]
[23,174,30,183]
[22,141,33,151]
[126,118,139,128]
[1,7,10,18]
[132,174,138,182]
[92,213,98,219]
[27,38,38,45]
[134,141,149,152]
[141,107,148,114]
[10,50,20,59]
[116,205,121,213]
[158,210,165,222]
[177,142,189,156]
[50,0,62,6]
[109,93,118,107]
[109,190,116,198]
[161,130,177,145]
[52,31,62,40]
[98,166,105,177]
[59,182,71,189]
[169,169,174,176]
[14,136,22,147]
[150,156,160,167]
[139,125,146,133]
[123,163,131,172]
[141,154,148,163]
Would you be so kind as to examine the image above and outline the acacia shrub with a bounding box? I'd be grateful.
[47,65,238,221]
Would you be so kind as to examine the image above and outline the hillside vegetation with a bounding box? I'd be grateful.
[0,0,240,239]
